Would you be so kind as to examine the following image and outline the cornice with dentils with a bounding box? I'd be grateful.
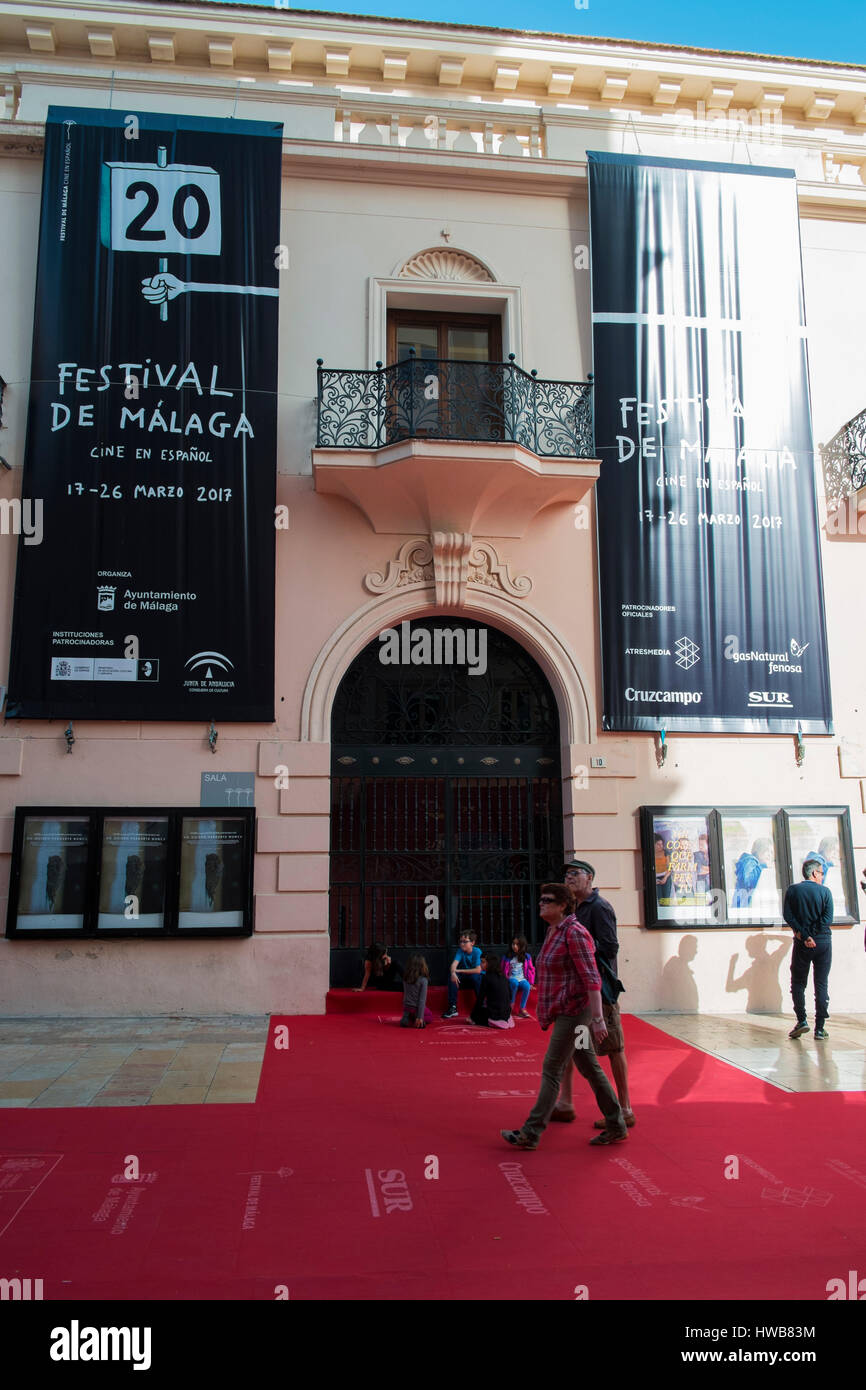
[1,0,865,132]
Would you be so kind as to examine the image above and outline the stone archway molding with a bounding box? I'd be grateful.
[300,586,593,744]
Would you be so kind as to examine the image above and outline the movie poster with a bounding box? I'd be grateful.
[97,818,169,929]
[786,811,852,920]
[720,814,783,921]
[178,817,246,928]
[651,812,713,922]
[15,817,90,930]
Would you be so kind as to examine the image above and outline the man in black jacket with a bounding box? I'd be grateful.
[784,857,834,1040]
[551,859,635,1128]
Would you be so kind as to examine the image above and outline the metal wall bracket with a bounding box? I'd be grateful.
[656,727,668,767]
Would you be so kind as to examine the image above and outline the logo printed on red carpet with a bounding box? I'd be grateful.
[365,1169,413,1217]
[238,1167,293,1232]
[479,1090,536,1098]
[499,1163,548,1216]
[439,1055,536,1062]
[733,1153,833,1207]
[91,1168,159,1237]
[825,1158,866,1192]
[610,1156,708,1211]
[456,1071,539,1077]
[761,1185,832,1208]
[0,1155,63,1240]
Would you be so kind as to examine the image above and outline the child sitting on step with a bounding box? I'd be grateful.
[503,936,535,1018]
[401,954,433,1028]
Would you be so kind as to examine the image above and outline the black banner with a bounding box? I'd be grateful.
[588,152,832,733]
[7,108,281,720]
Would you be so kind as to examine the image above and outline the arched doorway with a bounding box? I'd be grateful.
[328,617,563,986]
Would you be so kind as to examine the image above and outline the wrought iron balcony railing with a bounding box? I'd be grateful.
[316,353,594,458]
[821,405,866,513]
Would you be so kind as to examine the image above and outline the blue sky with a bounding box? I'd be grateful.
[203,0,865,66]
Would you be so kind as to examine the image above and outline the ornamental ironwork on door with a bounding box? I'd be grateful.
[329,619,563,986]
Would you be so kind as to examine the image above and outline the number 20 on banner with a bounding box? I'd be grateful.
[100,155,221,255]
[100,146,222,320]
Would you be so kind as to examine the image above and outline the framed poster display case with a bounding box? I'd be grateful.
[640,805,858,929]
[6,807,255,939]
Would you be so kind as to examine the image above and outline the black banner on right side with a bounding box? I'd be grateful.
[588,152,832,733]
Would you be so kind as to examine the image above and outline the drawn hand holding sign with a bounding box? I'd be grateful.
[141,271,278,304]
[103,142,275,319]
[140,272,186,304]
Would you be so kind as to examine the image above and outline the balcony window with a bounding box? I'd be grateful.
[388,309,502,364]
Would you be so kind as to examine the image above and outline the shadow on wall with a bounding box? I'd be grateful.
[725,934,791,1014]
[659,935,699,1011]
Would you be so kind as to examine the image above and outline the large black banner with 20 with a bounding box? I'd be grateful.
[588,152,832,733]
[8,108,280,720]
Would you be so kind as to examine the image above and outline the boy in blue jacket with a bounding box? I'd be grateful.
[443,931,483,1019]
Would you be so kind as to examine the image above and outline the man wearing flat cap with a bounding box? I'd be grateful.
[553,859,635,1129]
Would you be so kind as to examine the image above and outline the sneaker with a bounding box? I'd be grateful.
[788,1021,809,1039]
[589,1128,628,1146]
[594,1110,636,1129]
[442,1006,458,1019]
[500,1129,538,1150]
[814,1028,829,1040]
[517,1011,532,1020]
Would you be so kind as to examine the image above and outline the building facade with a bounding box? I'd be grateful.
[0,0,864,1016]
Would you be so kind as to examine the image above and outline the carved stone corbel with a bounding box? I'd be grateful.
[431,531,472,607]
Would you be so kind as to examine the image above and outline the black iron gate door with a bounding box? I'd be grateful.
[328,619,563,987]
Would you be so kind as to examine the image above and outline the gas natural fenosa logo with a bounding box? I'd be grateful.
[724,635,804,674]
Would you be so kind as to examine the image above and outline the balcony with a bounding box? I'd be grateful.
[312,354,599,540]
[316,354,594,458]
[822,405,866,513]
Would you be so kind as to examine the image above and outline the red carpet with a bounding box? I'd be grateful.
[1,1011,865,1301]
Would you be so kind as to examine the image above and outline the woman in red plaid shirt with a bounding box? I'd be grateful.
[501,882,627,1150]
